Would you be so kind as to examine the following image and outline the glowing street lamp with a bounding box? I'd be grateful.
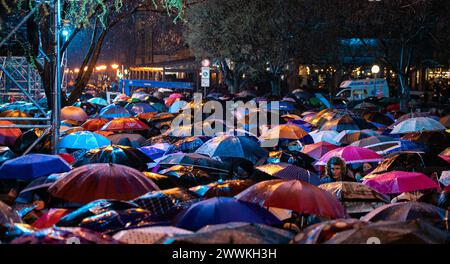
[371,65,380,74]
[111,64,119,70]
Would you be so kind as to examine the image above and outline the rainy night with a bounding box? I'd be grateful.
[0,0,449,253]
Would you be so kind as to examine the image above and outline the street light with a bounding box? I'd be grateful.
[371,65,380,97]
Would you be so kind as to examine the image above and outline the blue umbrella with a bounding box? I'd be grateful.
[58,131,111,150]
[139,143,171,160]
[99,104,131,119]
[175,197,282,231]
[125,102,158,115]
[0,154,71,180]
[88,97,108,107]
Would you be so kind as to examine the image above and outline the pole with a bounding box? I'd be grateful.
[51,0,62,154]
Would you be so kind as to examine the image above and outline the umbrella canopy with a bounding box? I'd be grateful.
[0,146,15,165]
[58,131,111,150]
[362,171,439,194]
[10,128,51,154]
[364,139,426,156]
[259,124,310,141]
[350,135,398,148]
[175,197,282,231]
[439,170,450,186]
[265,150,317,172]
[107,133,146,148]
[362,112,394,126]
[195,135,267,164]
[113,226,192,244]
[166,222,293,244]
[167,136,210,154]
[440,115,450,127]
[139,143,171,160]
[169,100,188,113]
[255,163,320,185]
[391,117,446,134]
[301,142,340,160]
[190,179,255,198]
[101,118,149,132]
[125,102,158,115]
[315,146,382,165]
[334,130,377,145]
[158,165,218,188]
[0,154,71,181]
[157,153,228,172]
[309,130,339,145]
[361,202,447,223]
[113,93,130,103]
[60,106,88,122]
[15,173,65,204]
[320,115,376,132]
[401,130,450,154]
[0,110,30,124]
[87,97,108,106]
[235,179,346,219]
[72,145,153,171]
[439,148,450,164]
[81,118,109,132]
[324,220,448,244]
[0,121,22,147]
[49,163,159,203]
[99,104,132,119]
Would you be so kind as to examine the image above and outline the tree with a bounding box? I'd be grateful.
[184,0,306,95]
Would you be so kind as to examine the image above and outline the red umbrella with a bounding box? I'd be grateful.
[0,121,22,146]
[235,179,347,219]
[315,146,382,165]
[101,118,150,132]
[362,171,439,194]
[57,153,76,164]
[31,208,70,229]
[48,163,159,203]
[301,142,340,160]
[82,118,109,132]
[61,106,88,122]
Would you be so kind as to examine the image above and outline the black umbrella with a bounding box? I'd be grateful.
[263,150,317,172]
[11,128,52,155]
[72,145,153,171]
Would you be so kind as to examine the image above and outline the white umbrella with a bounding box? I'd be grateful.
[391,117,446,134]
[309,130,339,145]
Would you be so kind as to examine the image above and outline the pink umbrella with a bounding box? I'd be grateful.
[362,171,439,194]
[169,93,183,99]
[301,142,340,160]
[315,146,382,165]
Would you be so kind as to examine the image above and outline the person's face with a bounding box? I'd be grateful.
[363,163,372,172]
[331,164,343,179]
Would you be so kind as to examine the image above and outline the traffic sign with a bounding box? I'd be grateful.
[201,67,210,78]
[201,78,210,87]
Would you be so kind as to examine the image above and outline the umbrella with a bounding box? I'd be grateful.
[158,165,218,187]
[175,197,282,231]
[439,170,450,186]
[309,130,339,145]
[58,131,111,150]
[0,121,22,147]
[113,226,193,244]
[361,202,447,223]
[81,118,109,132]
[439,148,450,164]
[353,102,379,110]
[235,179,346,219]
[169,100,188,113]
[265,150,317,172]
[395,112,437,124]
[165,222,293,244]
[101,117,149,132]
[391,117,446,134]
[0,146,15,166]
[320,115,376,132]
[350,135,399,147]
[72,145,153,171]
[10,128,51,154]
[10,226,119,244]
[259,124,310,142]
[315,146,382,165]
[0,201,22,226]
[362,112,394,126]
[99,104,132,119]
[319,182,389,214]
[139,143,171,160]
[301,142,340,160]
[195,135,267,164]
[107,133,146,148]
[310,109,360,127]
[362,171,439,194]
[364,139,426,156]
[190,180,255,198]
[167,136,210,154]
[60,106,88,122]
[324,220,448,244]
[0,154,71,181]
[291,219,368,244]
[440,115,450,127]
[87,97,108,107]
[0,110,30,125]
[48,163,159,203]
[15,173,64,204]
[125,102,158,115]
[157,153,228,172]
[113,93,130,103]
[401,131,450,154]
[334,130,377,145]
[255,163,320,185]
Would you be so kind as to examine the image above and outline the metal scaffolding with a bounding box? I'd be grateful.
[0,0,61,155]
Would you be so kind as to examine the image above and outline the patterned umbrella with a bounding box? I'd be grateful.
[113,226,192,244]
[60,106,88,122]
[0,121,22,147]
[391,117,446,134]
[362,171,439,194]
[361,202,447,222]
[99,104,131,119]
[315,146,382,165]
[101,118,150,132]
[235,179,347,219]
[49,163,159,203]
[72,145,153,171]
[301,142,340,160]
[81,118,109,132]
[58,131,111,150]
[190,179,255,198]
[320,115,376,132]
[255,163,320,185]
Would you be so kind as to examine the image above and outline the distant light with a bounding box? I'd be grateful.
[111,64,119,70]
[62,29,69,37]
[201,59,210,67]
[74,68,80,73]
[371,65,380,74]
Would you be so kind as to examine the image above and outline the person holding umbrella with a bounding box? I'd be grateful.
[321,157,355,183]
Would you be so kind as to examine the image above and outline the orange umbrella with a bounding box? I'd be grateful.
[0,110,29,124]
[259,124,309,140]
[137,112,158,120]
[0,121,22,146]
[93,130,114,137]
[101,118,149,132]
[82,118,109,132]
[61,106,88,122]
[440,115,450,128]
